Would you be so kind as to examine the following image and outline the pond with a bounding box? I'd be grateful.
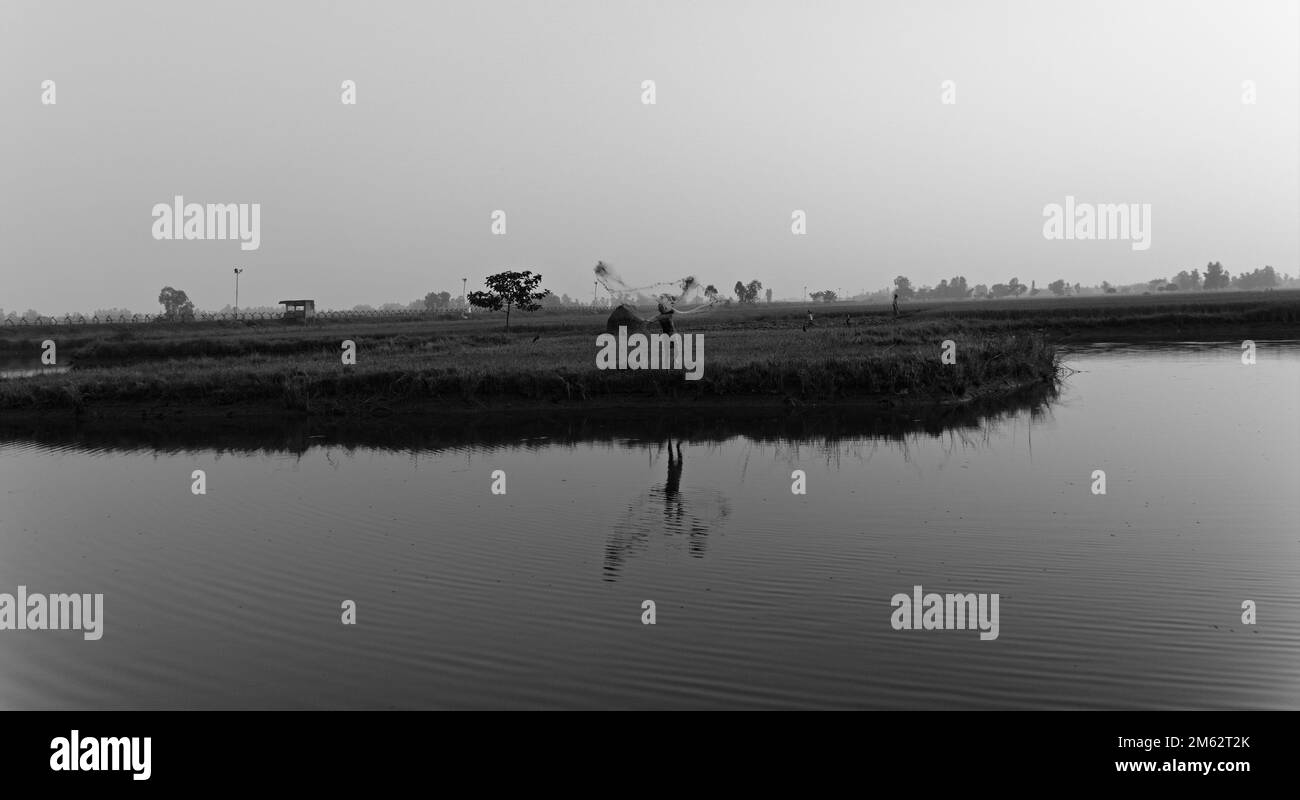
[0,342,1296,708]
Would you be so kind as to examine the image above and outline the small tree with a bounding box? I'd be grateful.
[158,286,195,320]
[733,280,763,303]
[424,290,452,310]
[468,270,551,330]
[1204,261,1229,290]
[893,275,914,300]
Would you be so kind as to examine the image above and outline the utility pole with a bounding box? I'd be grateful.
[803,285,808,302]
[462,277,468,310]
[593,280,598,306]
[233,268,244,313]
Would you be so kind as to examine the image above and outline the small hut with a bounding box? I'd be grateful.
[279,300,316,323]
[605,304,645,335]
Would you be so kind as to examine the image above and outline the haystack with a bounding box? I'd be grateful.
[605,304,645,334]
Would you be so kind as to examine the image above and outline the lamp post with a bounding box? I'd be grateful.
[233,268,244,313]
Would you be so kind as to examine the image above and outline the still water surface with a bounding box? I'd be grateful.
[0,343,1296,708]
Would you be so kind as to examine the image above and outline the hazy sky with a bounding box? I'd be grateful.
[2,0,1296,314]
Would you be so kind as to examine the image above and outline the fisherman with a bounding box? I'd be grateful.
[653,296,676,334]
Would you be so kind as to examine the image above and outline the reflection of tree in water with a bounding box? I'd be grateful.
[603,437,731,582]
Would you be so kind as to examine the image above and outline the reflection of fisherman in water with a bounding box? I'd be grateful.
[602,437,730,581]
[662,437,683,503]
[659,438,689,545]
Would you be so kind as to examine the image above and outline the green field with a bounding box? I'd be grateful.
[1,290,1295,416]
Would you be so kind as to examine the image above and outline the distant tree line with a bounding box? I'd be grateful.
[8,261,1296,322]
[881,262,1290,303]
[1130,263,1280,294]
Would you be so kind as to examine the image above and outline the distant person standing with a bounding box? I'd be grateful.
[892,293,899,318]
[806,309,815,325]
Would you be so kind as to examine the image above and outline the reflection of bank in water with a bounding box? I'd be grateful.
[0,360,71,380]
[603,438,731,581]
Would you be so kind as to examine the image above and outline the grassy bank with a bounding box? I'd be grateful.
[3,290,1293,415]
[0,328,1057,415]
[2,289,1296,363]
